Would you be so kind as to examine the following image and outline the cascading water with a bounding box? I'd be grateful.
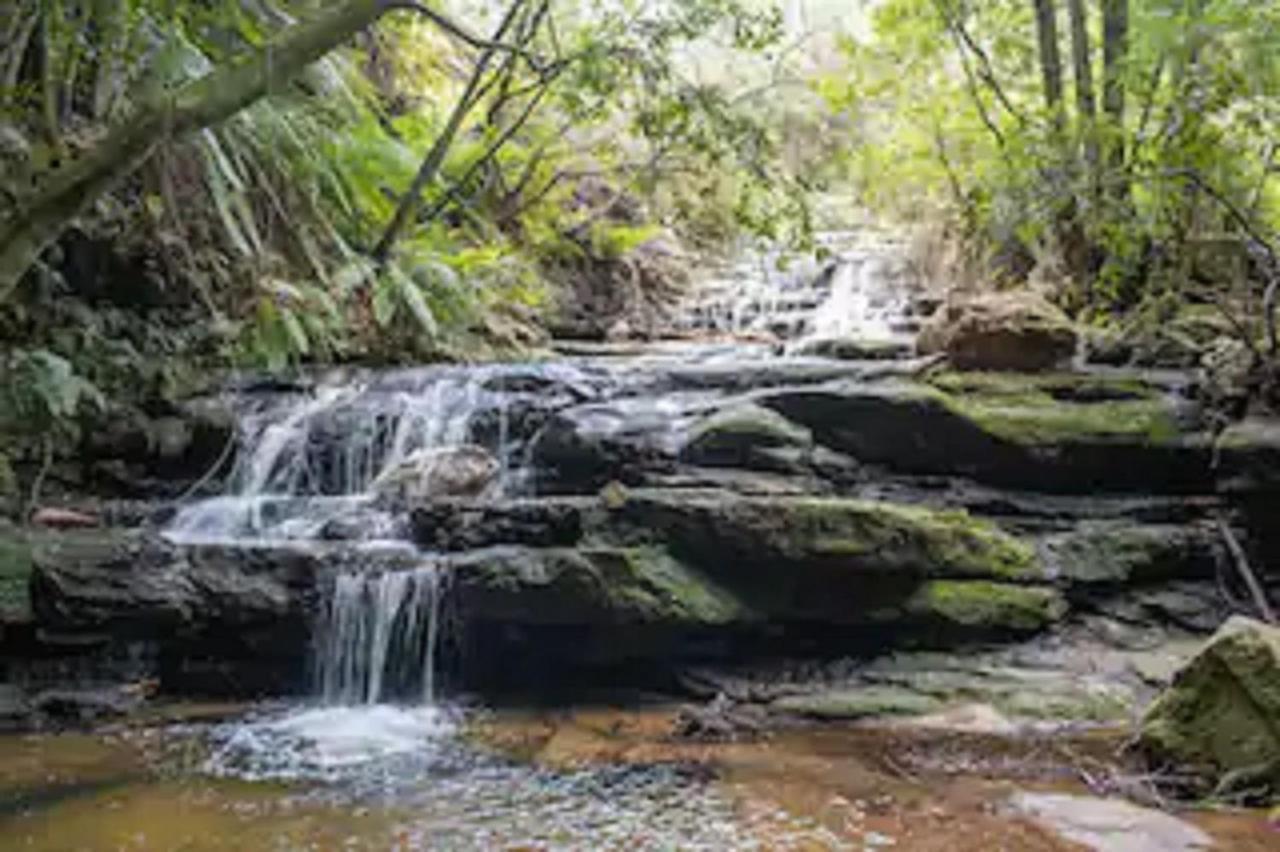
[674,230,922,345]
[166,368,501,544]
[317,564,448,705]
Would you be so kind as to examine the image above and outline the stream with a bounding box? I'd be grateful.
[4,233,1276,849]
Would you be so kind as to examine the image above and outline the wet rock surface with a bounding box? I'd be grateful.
[6,331,1279,740]
[1008,792,1214,852]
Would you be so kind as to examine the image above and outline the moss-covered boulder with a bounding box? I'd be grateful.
[1139,617,1280,798]
[763,372,1210,493]
[679,404,812,471]
[918,291,1078,371]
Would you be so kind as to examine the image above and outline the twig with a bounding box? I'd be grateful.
[1215,514,1276,624]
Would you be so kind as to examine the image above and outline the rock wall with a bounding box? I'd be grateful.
[11,351,1276,710]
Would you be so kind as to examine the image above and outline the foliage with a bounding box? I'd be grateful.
[0,0,816,457]
[822,0,1280,322]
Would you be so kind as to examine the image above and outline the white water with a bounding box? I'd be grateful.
[674,230,921,345]
[166,370,500,544]
[317,564,448,705]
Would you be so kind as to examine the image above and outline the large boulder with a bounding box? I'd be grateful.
[918,291,1078,371]
[1139,616,1280,798]
[371,445,499,500]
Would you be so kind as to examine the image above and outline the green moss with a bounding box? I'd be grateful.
[589,546,755,625]
[793,499,1041,580]
[771,686,942,719]
[1045,523,1210,585]
[908,580,1067,632]
[1140,617,1280,782]
[0,522,33,621]
[683,404,811,458]
[926,371,1182,446]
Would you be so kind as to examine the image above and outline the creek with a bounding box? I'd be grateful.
[4,232,1276,849]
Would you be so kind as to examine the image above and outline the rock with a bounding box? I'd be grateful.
[1042,523,1220,587]
[673,693,767,741]
[411,498,590,551]
[30,507,101,529]
[1132,305,1235,370]
[32,532,281,633]
[917,291,1078,371]
[0,683,30,731]
[617,490,1042,584]
[27,532,341,693]
[530,401,683,491]
[883,702,1021,735]
[447,545,755,628]
[895,580,1068,635]
[1139,616,1280,798]
[764,372,1210,494]
[30,684,149,725]
[791,337,913,361]
[447,545,758,677]
[1008,792,1213,851]
[371,445,499,500]
[1083,327,1134,366]
[679,404,812,471]
[771,686,943,719]
[1215,417,1280,494]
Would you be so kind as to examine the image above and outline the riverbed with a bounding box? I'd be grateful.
[1,703,1273,850]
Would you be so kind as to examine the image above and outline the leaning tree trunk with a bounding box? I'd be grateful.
[0,0,395,301]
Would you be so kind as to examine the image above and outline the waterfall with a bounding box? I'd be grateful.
[165,368,500,544]
[316,564,449,705]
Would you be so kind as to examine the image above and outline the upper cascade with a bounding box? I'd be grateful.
[671,230,927,347]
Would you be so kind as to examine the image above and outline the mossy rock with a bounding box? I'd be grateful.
[1215,418,1280,494]
[448,545,756,627]
[927,371,1183,446]
[790,336,913,361]
[1041,523,1219,586]
[764,374,1208,493]
[618,490,1042,583]
[903,580,1067,634]
[0,522,33,621]
[680,404,812,470]
[1139,616,1280,798]
[771,686,943,719]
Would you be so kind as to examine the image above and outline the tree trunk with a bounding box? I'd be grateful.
[0,0,395,302]
[1067,0,1099,194]
[1102,0,1129,186]
[372,0,526,263]
[1032,0,1065,127]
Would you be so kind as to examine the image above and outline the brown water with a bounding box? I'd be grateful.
[1,703,1274,851]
